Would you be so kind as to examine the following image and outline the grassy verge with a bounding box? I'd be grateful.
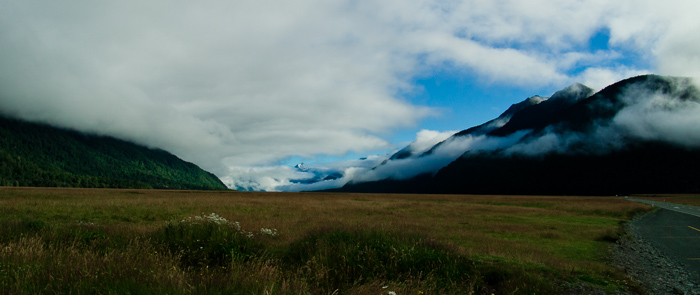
[0,188,653,294]
[633,194,700,206]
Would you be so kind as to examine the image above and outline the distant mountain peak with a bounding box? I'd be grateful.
[549,82,594,102]
[527,95,547,104]
[409,94,547,159]
[295,163,309,172]
[500,95,547,118]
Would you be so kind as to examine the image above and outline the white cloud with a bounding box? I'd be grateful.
[223,155,387,191]
[1,0,699,190]
[576,67,651,91]
[407,129,457,154]
[613,79,700,147]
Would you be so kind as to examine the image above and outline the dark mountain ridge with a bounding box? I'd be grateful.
[0,115,227,190]
[420,95,546,158]
[383,94,547,164]
[488,82,595,136]
[333,74,700,195]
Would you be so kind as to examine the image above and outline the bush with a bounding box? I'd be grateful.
[281,228,480,292]
[151,213,266,267]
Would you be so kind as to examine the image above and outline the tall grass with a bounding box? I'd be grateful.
[280,227,556,294]
[0,236,188,294]
[0,187,654,294]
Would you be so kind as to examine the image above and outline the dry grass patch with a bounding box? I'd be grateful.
[0,187,652,294]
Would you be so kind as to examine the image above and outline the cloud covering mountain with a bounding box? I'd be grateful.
[331,75,700,194]
[1,1,700,190]
[258,75,700,192]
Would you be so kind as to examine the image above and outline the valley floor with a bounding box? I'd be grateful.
[0,187,675,294]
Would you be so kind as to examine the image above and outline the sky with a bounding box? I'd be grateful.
[1,0,700,191]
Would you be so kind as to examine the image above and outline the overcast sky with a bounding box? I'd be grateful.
[1,1,699,190]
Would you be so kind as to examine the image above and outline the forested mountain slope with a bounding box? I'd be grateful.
[0,115,227,190]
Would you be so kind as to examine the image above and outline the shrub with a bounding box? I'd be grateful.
[281,228,481,292]
[151,213,266,267]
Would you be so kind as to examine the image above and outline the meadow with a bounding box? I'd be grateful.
[0,187,653,294]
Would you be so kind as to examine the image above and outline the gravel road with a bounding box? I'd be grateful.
[611,202,700,295]
[629,198,700,218]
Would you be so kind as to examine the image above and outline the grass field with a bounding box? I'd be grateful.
[0,187,653,294]
[634,194,700,206]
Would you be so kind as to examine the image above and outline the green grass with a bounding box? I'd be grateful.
[0,188,656,294]
[0,221,552,294]
[150,214,266,267]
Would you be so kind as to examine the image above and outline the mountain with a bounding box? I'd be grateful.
[332,74,700,195]
[419,94,548,158]
[487,82,595,137]
[431,141,700,195]
[0,115,227,190]
[377,94,547,167]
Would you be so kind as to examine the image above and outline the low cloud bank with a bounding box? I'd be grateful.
[224,126,531,191]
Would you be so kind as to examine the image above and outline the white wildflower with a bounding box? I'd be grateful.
[178,213,279,239]
[260,228,278,237]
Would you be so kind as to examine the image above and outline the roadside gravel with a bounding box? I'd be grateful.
[611,216,700,295]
